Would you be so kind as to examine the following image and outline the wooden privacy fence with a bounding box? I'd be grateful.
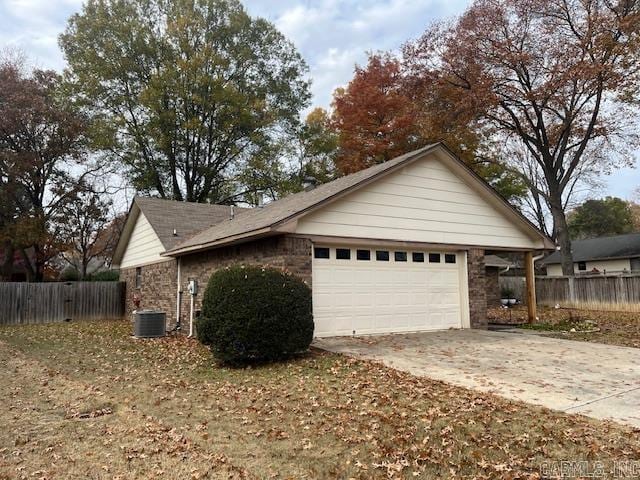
[499,277,527,304]
[0,282,125,325]
[535,275,640,312]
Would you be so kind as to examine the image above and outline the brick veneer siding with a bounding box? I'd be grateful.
[121,238,488,332]
[485,267,501,307]
[467,249,487,329]
[121,259,178,328]
[177,235,312,330]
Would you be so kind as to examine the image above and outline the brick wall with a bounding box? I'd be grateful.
[485,266,501,307]
[121,238,489,332]
[177,235,312,330]
[121,259,178,328]
[467,249,487,329]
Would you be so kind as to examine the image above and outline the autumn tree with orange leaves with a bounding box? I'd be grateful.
[331,52,526,202]
[404,0,640,275]
[332,54,422,175]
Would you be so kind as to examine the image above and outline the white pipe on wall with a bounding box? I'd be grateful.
[189,293,195,337]
[175,257,181,329]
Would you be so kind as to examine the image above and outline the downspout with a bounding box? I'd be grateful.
[189,291,195,338]
[175,257,182,331]
[500,253,545,274]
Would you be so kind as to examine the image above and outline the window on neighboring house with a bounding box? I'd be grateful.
[356,249,371,261]
[412,252,425,263]
[394,251,407,262]
[578,261,587,271]
[314,247,330,259]
[445,254,456,264]
[376,250,390,261]
[336,248,351,260]
[135,267,142,288]
[429,253,441,263]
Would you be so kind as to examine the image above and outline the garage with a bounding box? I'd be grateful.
[130,144,552,335]
[312,245,467,337]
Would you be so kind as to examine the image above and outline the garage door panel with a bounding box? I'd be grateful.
[353,293,375,307]
[313,246,464,337]
[374,293,394,307]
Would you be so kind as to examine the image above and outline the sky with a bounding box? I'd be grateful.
[0,0,638,200]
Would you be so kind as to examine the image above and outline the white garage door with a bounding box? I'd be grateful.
[312,246,465,337]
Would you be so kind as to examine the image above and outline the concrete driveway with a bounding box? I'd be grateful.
[315,330,640,428]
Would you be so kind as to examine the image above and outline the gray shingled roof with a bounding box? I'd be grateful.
[134,197,249,251]
[485,255,514,268]
[541,233,640,264]
[165,145,440,255]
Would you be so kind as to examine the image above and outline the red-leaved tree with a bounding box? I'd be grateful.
[332,53,422,175]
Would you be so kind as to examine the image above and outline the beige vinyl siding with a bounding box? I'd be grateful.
[295,155,541,249]
[545,264,563,277]
[581,258,631,273]
[120,212,166,268]
[547,259,631,276]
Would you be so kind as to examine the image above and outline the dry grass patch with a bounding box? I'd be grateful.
[1,320,639,479]
[489,306,640,348]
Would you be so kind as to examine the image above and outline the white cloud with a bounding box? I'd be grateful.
[0,0,81,70]
[243,0,467,107]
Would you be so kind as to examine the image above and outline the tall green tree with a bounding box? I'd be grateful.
[237,107,338,205]
[60,0,310,204]
[568,197,635,239]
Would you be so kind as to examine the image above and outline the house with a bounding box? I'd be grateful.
[541,233,640,276]
[112,144,553,337]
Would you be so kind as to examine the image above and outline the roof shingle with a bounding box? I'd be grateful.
[541,233,640,264]
[134,197,248,251]
[165,145,439,255]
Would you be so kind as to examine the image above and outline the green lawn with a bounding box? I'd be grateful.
[1,320,639,479]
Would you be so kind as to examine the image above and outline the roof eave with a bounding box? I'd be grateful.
[163,227,275,257]
[164,142,555,255]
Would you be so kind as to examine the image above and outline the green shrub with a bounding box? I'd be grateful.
[89,269,120,281]
[197,265,313,365]
[59,268,80,281]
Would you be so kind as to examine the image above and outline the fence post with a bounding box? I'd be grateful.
[567,277,575,307]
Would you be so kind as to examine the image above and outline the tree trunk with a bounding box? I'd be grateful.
[1,241,15,281]
[549,192,574,276]
[20,248,36,282]
[81,260,88,280]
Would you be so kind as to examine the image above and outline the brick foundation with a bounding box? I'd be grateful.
[467,249,487,328]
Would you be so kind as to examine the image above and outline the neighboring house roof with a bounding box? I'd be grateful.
[111,197,249,266]
[541,232,640,265]
[164,143,554,256]
[485,255,515,268]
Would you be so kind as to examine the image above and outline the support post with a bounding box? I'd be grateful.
[525,251,537,324]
